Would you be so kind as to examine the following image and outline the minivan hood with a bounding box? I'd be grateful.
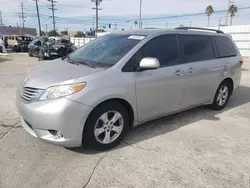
[24,58,103,89]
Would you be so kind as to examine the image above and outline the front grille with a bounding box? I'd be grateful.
[20,87,43,102]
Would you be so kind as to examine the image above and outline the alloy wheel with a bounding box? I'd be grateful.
[216,86,229,106]
[94,111,124,144]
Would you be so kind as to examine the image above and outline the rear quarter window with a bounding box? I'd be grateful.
[213,36,237,58]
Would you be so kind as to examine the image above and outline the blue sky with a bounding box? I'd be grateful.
[1,0,250,32]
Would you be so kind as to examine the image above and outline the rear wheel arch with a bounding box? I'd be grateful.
[210,78,233,110]
[221,77,234,94]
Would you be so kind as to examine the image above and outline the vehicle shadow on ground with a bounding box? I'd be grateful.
[70,85,250,154]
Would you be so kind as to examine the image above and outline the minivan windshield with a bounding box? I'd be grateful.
[68,34,144,67]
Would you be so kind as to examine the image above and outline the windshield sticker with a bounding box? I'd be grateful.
[128,35,145,40]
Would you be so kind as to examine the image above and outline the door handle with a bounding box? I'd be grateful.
[174,69,184,76]
[187,67,195,74]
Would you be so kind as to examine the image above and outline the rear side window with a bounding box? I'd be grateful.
[180,35,214,63]
[213,36,237,58]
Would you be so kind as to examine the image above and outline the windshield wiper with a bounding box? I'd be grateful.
[67,56,95,68]
[78,61,96,68]
[66,56,80,65]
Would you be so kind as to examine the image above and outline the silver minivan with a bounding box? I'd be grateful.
[17,27,243,150]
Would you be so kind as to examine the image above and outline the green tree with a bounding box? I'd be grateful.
[205,5,214,27]
[228,4,238,25]
[74,31,84,37]
[47,30,59,37]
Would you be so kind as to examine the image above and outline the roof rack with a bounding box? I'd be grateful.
[175,27,224,34]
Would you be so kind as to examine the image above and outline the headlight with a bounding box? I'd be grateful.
[39,82,86,101]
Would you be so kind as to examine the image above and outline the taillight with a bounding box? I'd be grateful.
[240,59,244,65]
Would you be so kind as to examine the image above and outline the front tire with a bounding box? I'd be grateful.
[210,81,232,111]
[83,101,129,150]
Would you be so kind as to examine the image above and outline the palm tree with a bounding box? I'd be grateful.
[205,5,214,27]
[228,4,238,25]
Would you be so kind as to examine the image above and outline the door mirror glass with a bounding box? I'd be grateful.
[139,57,160,70]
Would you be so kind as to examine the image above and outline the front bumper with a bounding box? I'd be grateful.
[16,94,93,147]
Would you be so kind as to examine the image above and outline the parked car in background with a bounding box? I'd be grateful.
[8,35,33,52]
[39,37,76,60]
[17,27,242,150]
[28,37,49,57]
[0,35,8,48]
[0,37,7,55]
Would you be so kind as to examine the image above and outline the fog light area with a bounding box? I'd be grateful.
[49,130,63,138]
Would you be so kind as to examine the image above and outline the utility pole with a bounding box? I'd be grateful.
[189,20,192,27]
[20,2,26,28]
[139,0,142,29]
[34,0,42,36]
[92,15,95,30]
[45,24,48,35]
[48,0,57,31]
[165,22,168,28]
[92,0,102,33]
[0,11,3,26]
[218,17,222,30]
[19,17,22,35]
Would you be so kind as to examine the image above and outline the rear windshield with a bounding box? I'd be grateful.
[69,34,144,67]
[213,36,237,58]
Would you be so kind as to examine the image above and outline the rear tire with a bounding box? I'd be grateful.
[210,81,232,111]
[83,101,129,150]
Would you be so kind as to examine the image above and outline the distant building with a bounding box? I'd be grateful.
[0,26,37,36]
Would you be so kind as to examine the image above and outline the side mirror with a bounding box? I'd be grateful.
[139,57,160,70]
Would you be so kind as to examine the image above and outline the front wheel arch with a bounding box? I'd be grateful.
[85,98,134,130]
[82,100,131,150]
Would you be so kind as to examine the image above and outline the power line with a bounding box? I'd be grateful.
[2,6,250,30]
[48,0,57,31]
[3,6,250,23]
